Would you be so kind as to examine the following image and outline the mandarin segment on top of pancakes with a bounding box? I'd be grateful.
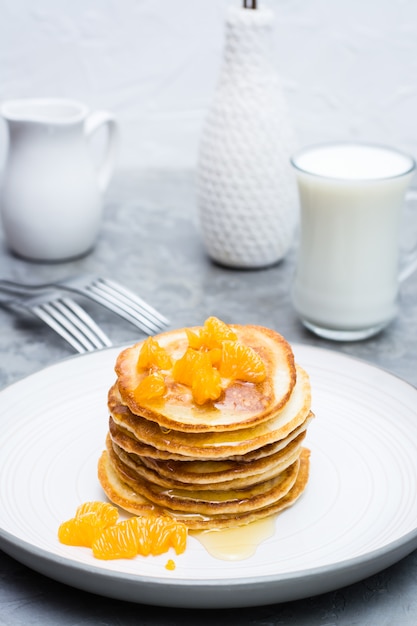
[108,364,311,459]
[98,317,314,530]
[115,323,296,433]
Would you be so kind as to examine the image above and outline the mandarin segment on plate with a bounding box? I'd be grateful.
[146,515,188,555]
[58,501,119,547]
[59,501,188,561]
[219,340,266,383]
[91,514,188,560]
[75,501,119,526]
[92,517,140,559]
[58,514,101,547]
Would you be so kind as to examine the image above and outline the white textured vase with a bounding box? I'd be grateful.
[197,5,298,268]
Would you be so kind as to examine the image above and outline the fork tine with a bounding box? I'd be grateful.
[81,288,162,334]
[79,278,168,334]
[32,303,90,354]
[54,297,113,349]
[0,275,170,335]
[98,278,170,325]
[33,298,112,353]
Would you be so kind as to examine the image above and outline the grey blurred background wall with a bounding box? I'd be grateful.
[0,0,415,171]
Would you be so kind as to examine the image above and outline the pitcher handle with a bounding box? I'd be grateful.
[399,189,417,283]
[84,110,118,193]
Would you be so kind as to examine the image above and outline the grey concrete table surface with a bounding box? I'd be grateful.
[1,170,417,625]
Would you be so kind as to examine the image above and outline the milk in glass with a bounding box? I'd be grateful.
[291,143,416,340]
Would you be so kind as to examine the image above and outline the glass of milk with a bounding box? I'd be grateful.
[291,142,417,341]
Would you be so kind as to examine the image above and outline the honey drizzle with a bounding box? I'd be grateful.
[191,515,276,561]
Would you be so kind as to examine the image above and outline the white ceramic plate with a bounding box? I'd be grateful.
[1,344,417,609]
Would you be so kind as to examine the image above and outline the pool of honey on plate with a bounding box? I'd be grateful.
[191,516,276,561]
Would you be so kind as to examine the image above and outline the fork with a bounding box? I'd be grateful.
[0,275,169,335]
[1,291,113,354]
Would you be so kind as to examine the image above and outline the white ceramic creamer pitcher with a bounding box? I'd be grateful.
[0,98,118,261]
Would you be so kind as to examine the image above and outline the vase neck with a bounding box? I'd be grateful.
[221,7,275,77]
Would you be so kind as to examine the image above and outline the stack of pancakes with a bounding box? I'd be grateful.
[98,323,313,530]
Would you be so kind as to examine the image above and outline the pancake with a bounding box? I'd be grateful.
[108,412,312,463]
[108,365,312,459]
[97,447,311,530]
[136,430,306,486]
[98,318,314,530]
[115,324,296,432]
[106,437,300,515]
[110,431,305,490]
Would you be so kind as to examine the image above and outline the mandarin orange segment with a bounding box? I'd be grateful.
[219,340,266,383]
[172,348,204,386]
[143,516,187,556]
[207,347,222,366]
[191,358,222,405]
[173,348,222,404]
[137,337,173,371]
[134,372,166,403]
[185,328,205,350]
[58,501,119,547]
[135,517,154,557]
[185,317,237,351]
[75,501,119,526]
[143,516,171,556]
[59,502,188,560]
[91,515,188,560]
[92,518,140,560]
[130,317,268,407]
[202,316,238,349]
[169,521,188,554]
[58,514,101,547]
